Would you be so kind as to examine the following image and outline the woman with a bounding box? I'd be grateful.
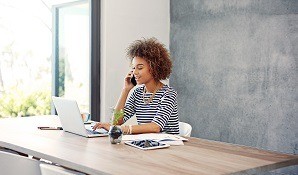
[93,37,179,134]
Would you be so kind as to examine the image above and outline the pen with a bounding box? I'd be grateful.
[38,127,63,130]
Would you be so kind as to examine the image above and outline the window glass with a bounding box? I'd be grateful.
[0,0,52,117]
[55,1,90,112]
[0,0,90,118]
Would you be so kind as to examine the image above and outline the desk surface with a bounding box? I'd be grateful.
[0,116,297,175]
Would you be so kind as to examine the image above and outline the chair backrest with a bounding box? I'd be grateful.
[0,151,41,175]
[179,122,192,137]
[40,164,85,175]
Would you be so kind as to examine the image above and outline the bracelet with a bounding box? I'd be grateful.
[126,125,129,135]
[122,126,127,135]
[129,125,132,134]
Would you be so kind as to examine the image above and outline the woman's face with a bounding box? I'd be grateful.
[132,57,154,85]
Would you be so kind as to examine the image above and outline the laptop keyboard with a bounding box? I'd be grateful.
[86,129,101,134]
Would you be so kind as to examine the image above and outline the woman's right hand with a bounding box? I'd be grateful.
[92,122,111,131]
[124,70,135,90]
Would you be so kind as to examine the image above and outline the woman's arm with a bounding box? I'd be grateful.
[121,123,161,134]
[113,88,130,125]
[94,122,161,134]
[93,71,135,130]
[114,70,136,125]
[92,88,130,130]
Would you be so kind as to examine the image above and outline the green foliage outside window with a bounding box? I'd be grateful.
[0,88,51,118]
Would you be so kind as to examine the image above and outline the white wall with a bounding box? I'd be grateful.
[100,0,170,122]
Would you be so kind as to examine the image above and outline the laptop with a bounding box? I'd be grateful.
[52,96,108,137]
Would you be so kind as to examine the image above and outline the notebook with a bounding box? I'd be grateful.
[52,96,108,137]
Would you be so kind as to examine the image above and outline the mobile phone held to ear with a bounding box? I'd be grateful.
[131,75,137,86]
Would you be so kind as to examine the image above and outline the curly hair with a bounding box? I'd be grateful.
[126,37,172,81]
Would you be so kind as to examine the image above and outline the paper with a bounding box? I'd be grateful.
[122,133,187,145]
[159,140,184,146]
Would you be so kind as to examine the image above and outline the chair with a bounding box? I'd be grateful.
[0,150,41,175]
[40,164,85,175]
[179,122,192,137]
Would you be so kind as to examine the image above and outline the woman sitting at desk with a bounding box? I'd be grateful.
[93,37,179,135]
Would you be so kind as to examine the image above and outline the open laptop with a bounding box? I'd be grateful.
[52,96,108,137]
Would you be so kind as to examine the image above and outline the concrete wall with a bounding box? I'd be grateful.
[170,0,297,173]
[100,0,169,122]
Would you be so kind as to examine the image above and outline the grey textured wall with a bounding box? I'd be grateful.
[170,0,297,173]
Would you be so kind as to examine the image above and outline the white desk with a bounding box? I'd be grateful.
[0,116,297,175]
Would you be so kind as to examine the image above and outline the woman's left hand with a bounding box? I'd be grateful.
[92,122,111,131]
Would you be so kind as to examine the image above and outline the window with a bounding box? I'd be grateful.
[53,0,101,121]
[0,0,100,120]
[0,0,52,117]
[52,0,90,112]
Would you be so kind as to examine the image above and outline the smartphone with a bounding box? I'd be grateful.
[131,75,137,86]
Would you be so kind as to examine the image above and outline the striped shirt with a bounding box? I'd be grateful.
[123,84,179,134]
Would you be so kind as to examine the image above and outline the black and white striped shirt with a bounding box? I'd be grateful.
[123,84,179,134]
